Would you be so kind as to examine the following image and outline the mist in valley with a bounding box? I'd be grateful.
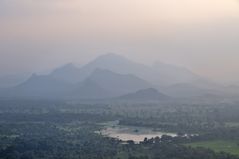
[0,0,239,159]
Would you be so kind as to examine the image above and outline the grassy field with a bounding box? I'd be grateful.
[186,140,239,156]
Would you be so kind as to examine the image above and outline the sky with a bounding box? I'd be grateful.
[0,0,239,84]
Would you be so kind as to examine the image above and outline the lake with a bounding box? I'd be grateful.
[98,121,177,143]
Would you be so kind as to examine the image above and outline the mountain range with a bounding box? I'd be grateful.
[0,53,234,100]
[49,53,204,86]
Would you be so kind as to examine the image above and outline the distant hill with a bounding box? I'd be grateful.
[50,63,82,84]
[82,69,152,96]
[0,74,29,88]
[2,68,153,99]
[0,53,224,100]
[69,69,152,99]
[117,88,170,101]
[152,62,200,85]
[3,74,73,98]
[47,53,209,87]
[69,79,112,99]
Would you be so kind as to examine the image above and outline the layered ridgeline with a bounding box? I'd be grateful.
[0,53,228,99]
[50,53,202,86]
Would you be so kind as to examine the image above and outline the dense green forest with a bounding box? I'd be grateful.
[1,100,239,159]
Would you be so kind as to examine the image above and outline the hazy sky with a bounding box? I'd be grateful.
[0,0,239,84]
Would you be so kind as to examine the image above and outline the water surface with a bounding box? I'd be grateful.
[99,121,177,143]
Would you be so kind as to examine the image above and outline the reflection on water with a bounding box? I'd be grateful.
[99,121,177,143]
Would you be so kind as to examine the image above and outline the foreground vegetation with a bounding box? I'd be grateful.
[1,99,239,158]
[186,140,239,156]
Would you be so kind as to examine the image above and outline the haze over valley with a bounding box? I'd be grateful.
[1,1,239,159]
[1,53,238,102]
